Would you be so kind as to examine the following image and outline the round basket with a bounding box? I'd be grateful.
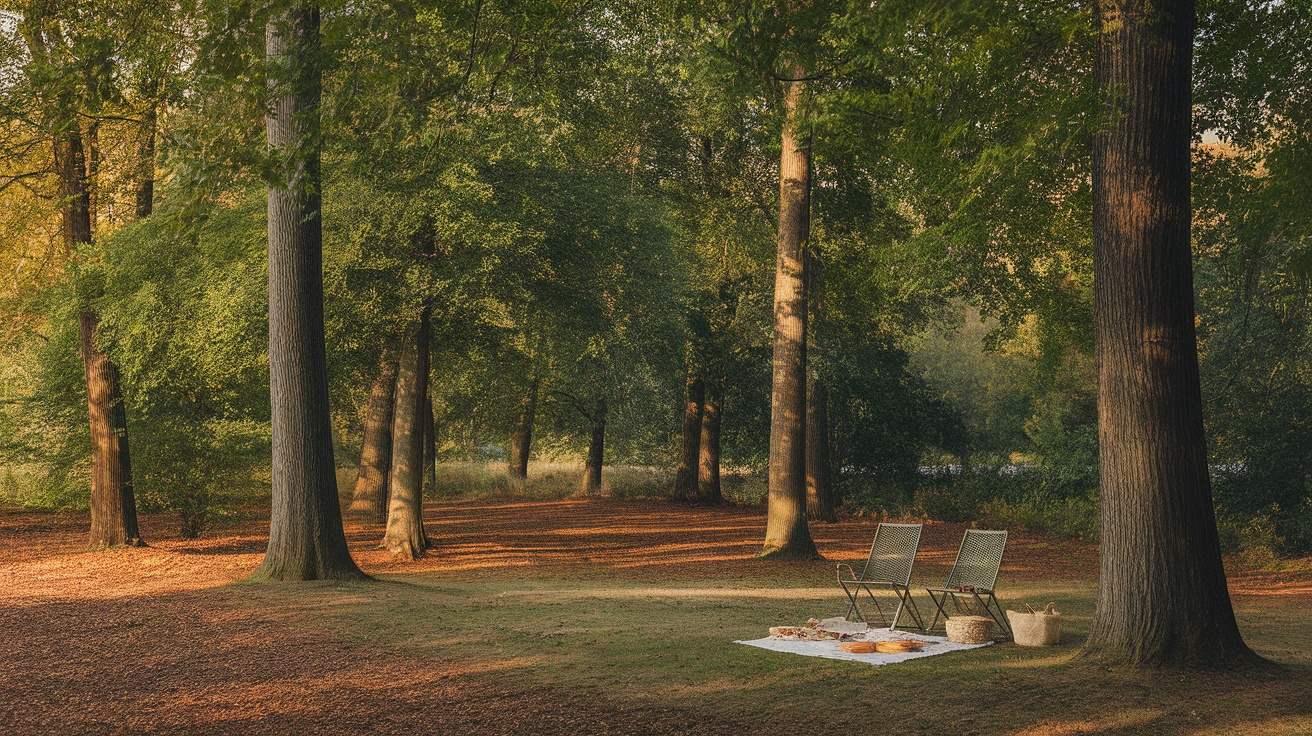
[945,615,994,644]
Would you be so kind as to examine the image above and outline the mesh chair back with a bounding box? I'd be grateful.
[944,529,1007,591]
[858,523,922,585]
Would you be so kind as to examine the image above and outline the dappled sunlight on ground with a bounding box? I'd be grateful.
[1,498,1310,735]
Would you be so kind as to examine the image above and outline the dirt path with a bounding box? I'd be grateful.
[1,499,1306,735]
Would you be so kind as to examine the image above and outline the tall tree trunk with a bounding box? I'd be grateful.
[1085,0,1253,666]
[761,69,818,560]
[349,360,396,523]
[56,127,143,549]
[423,393,436,494]
[507,378,537,478]
[581,398,606,497]
[698,384,722,504]
[135,100,156,219]
[254,5,364,581]
[674,376,704,500]
[382,314,431,559]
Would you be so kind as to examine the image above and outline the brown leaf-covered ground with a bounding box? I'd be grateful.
[1,499,1309,735]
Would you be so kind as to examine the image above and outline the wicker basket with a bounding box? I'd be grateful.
[945,615,994,644]
[1006,603,1062,647]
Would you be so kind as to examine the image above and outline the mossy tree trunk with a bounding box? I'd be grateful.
[1084,0,1253,666]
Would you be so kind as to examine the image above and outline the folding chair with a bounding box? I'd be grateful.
[924,529,1010,638]
[836,522,925,630]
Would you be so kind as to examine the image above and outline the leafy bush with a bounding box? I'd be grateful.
[979,492,1099,541]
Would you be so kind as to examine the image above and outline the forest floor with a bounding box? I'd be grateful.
[1,497,1311,735]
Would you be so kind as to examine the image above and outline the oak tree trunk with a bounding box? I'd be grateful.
[349,360,396,523]
[135,100,156,219]
[581,398,606,497]
[56,128,143,549]
[1085,0,1253,666]
[508,378,537,478]
[698,384,722,504]
[382,314,431,559]
[674,376,705,500]
[806,380,836,522]
[761,70,818,560]
[254,5,364,581]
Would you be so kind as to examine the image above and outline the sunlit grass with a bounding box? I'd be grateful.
[235,568,1312,736]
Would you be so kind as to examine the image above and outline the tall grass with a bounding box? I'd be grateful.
[423,461,769,505]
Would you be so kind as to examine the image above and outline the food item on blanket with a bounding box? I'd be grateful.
[769,624,848,641]
[874,640,926,653]
[840,641,878,653]
[798,627,844,641]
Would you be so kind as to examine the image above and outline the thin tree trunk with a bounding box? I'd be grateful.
[674,376,704,500]
[1085,0,1253,667]
[508,378,537,478]
[350,360,396,523]
[81,309,142,548]
[806,380,836,522]
[581,398,606,497]
[135,100,156,219]
[761,69,818,560]
[254,5,364,581]
[56,127,143,549]
[423,393,436,494]
[382,314,431,559]
[86,121,98,231]
[698,384,722,504]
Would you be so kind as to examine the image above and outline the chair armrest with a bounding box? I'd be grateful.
[836,563,856,584]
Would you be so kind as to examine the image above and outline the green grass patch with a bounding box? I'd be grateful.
[235,567,1312,735]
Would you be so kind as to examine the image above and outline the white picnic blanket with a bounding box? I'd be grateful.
[735,627,991,666]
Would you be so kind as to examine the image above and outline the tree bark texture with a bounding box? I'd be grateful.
[581,398,607,497]
[698,385,722,504]
[508,379,538,478]
[761,72,818,560]
[349,360,396,523]
[56,128,143,549]
[135,100,156,219]
[1085,0,1253,666]
[255,5,364,581]
[382,315,431,559]
[674,376,705,500]
[806,380,836,522]
[81,309,142,548]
